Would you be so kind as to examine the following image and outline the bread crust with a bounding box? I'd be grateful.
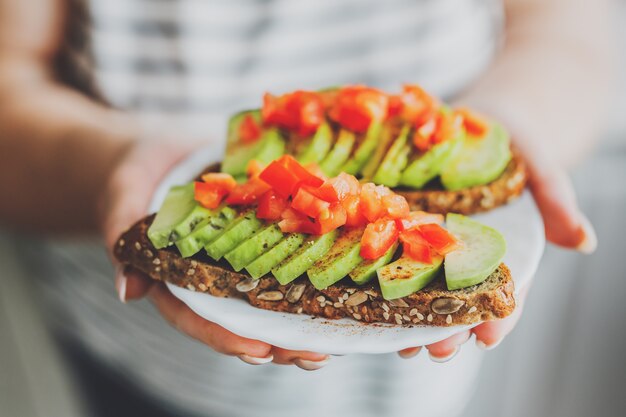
[114,217,516,327]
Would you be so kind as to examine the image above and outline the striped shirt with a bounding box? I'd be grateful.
[23,1,503,416]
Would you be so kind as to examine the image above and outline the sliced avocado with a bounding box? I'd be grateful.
[204,210,263,260]
[341,121,383,175]
[271,230,338,285]
[246,233,305,279]
[349,242,398,285]
[399,130,464,189]
[319,129,356,177]
[226,110,261,146]
[377,255,443,300]
[372,124,411,187]
[361,123,398,179]
[221,128,285,178]
[307,228,364,290]
[224,224,284,271]
[440,123,512,191]
[444,213,506,290]
[147,183,212,249]
[296,122,334,164]
[175,206,237,257]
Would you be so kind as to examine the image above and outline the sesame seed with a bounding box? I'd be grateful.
[152,258,161,265]
[383,312,390,320]
[333,302,343,308]
[342,293,350,300]
[316,296,325,302]
[155,266,161,272]
[118,239,125,247]
[297,307,303,314]
[134,242,141,250]
[382,303,390,312]
[143,249,153,258]
[187,269,195,276]
[198,283,207,291]
[353,313,362,320]
[416,313,424,320]
[468,306,477,314]
[446,315,452,324]
[186,284,196,291]
[394,314,403,325]
[412,318,420,324]
[427,314,433,322]
[403,315,410,322]
[409,308,418,316]
[191,260,198,267]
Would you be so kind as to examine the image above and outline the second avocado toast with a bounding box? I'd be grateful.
[115,152,517,327]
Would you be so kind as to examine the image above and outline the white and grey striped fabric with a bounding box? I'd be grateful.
[24,1,504,416]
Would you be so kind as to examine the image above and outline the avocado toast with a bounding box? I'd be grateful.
[114,156,516,327]
[219,85,528,214]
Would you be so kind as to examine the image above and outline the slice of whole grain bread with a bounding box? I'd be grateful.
[114,216,516,327]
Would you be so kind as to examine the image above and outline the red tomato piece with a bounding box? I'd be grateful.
[455,107,489,137]
[399,229,436,264]
[262,91,325,137]
[200,172,237,191]
[401,84,438,126]
[342,194,368,227]
[246,159,266,178]
[397,211,444,231]
[432,111,462,145]
[194,181,228,209]
[412,116,437,151]
[259,155,324,198]
[381,193,410,219]
[278,208,318,234]
[291,187,331,219]
[387,94,403,119]
[315,203,347,235]
[314,172,360,203]
[417,223,460,255]
[360,218,399,260]
[225,177,270,205]
[282,155,324,188]
[256,190,289,220]
[239,114,262,143]
[359,183,385,222]
[329,85,389,133]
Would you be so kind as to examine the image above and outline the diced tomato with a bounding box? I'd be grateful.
[455,107,489,137]
[314,172,360,203]
[225,177,270,205]
[259,155,324,198]
[200,173,237,191]
[417,223,460,255]
[401,84,438,126]
[399,228,436,264]
[360,218,399,260]
[257,190,289,220]
[278,208,318,234]
[397,211,444,231]
[246,159,266,178]
[387,95,404,119]
[303,163,328,180]
[315,203,347,234]
[342,194,368,227]
[194,181,228,209]
[412,116,437,151]
[262,91,325,137]
[381,193,410,219]
[239,114,262,143]
[359,183,385,222]
[432,111,462,145]
[329,85,389,133]
[291,187,331,219]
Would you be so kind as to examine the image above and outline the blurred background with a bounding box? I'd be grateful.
[1,1,625,416]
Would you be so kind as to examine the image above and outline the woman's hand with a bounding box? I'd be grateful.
[399,137,597,362]
[101,141,330,370]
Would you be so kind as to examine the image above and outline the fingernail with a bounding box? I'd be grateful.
[398,347,422,359]
[238,354,274,365]
[476,339,502,351]
[429,346,460,363]
[294,356,330,371]
[576,214,597,255]
[115,267,127,303]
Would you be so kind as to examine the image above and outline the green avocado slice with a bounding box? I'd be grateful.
[175,206,237,257]
[340,121,384,175]
[349,242,398,285]
[372,124,411,187]
[307,228,364,290]
[221,128,286,178]
[226,110,260,146]
[224,224,285,271]
[296,122,334,164]
[440,123,512,191]
[147,183,213,249]
[272,230,338,285]
[319,129,356,177]
[444,213,506,290]
[204,210,263,260]
[361,123,399,180]
[377,255,443,300]
[246,233,305,279]
[399,130,464,189]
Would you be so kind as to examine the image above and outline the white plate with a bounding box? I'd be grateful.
[150,147,545,354]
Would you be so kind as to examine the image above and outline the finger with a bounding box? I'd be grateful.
[397,346,422,359]
[526,160,597,253]
[115,266,155,302]
[472,286,528,349]
[426,330,471,362]
[147,283,273,361]
[270,347,329,369]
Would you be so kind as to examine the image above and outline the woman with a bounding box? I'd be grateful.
[0,0,610,416]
